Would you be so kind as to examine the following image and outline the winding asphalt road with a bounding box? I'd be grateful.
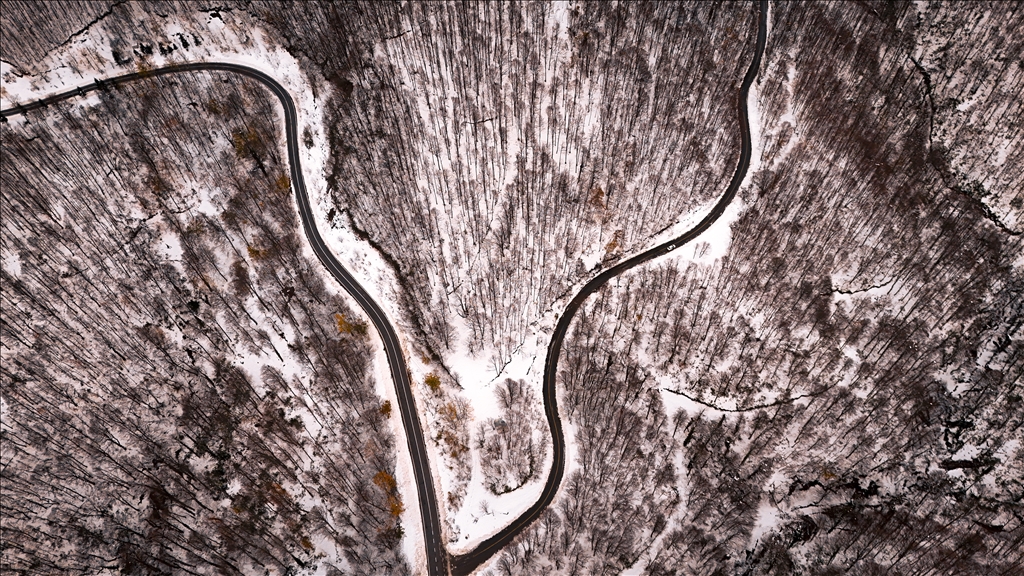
[3,1,765,572]
[449,1,767,573]
[1,64,449,576]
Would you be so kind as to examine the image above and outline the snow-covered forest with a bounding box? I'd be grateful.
[2,1,1021,575]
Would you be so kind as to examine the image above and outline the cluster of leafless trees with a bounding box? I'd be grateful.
[909,1,1023,235]
[477,379,547,495]
[1,71,408,574]
[416,368,473,525]
[0,0,216,81]
[0,0,117,68]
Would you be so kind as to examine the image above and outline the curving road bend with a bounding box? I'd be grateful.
[449,1,768,573]
[1,64,449,576]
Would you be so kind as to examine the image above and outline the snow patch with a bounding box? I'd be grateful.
[447,465,546,554]
[154,226,184,261]
[1,249,21,278]
[1,60,38,104]
[662,197,746,269]
[749,501,782,547]
[934,366,972,397]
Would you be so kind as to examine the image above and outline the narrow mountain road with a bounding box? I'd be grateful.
[1,64,449,576]
[449,1,768,573]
